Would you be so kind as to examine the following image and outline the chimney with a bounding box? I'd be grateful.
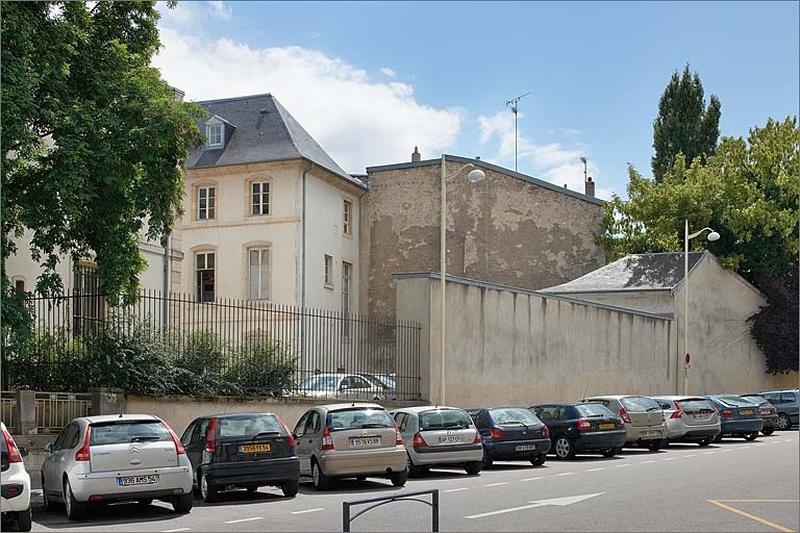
[171,86,185,102]
[585,176,596,197]
[411,146,421,162]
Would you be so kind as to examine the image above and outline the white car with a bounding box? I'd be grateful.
[41,414,193,520]
[1,422,32,531]
[297,373,386,400]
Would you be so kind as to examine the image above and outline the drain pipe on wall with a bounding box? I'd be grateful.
[300,161,314,369]
[161,233,171,327]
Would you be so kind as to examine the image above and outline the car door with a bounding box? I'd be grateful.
[180,419,201,476]
[293,412,310,475]
[341,375,375,400]
[48,422,79,497]
[43,425,68,495]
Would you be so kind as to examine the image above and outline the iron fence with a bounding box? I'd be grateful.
[6,290,422,401]
[0,393,16,432]
[34,392,92,433]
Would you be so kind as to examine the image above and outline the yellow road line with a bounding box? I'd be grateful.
[716,500,799,503]
[707,500,797,533]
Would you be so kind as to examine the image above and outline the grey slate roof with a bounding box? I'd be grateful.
[187,93,363,188]
[542,252,706,293]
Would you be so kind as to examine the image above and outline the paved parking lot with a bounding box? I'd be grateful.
[23,431,799,532]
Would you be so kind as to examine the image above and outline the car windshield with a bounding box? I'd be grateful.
[327,408,394,431]
[217,414,283,439]
[575,404,615,418]
[419,409,473,431]
[718,395,755,407]
[359,375,386,388]
[300,375,339,391]
[90,421,170,445]
[489,408,540,426]
[742,395,767,405]
[620,396,661,412]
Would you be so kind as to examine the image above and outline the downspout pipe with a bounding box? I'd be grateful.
[161,233,171,327]
[300,161,314,370]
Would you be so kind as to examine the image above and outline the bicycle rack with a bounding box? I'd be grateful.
[342,489,439,532]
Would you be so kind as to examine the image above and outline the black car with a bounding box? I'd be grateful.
[740,394,779,435]
[181,412,300,502]
[531,403,626,459]
[465,407,550,467]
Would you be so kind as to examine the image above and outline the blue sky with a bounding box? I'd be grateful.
[155,1,799,198]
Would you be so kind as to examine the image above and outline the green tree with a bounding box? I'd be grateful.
[602,117,800,373]
[1,2,202,359]
[652,65,721,181]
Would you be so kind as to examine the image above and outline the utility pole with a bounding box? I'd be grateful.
[505,92,531,172]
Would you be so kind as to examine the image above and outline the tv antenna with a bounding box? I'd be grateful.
[505,92,531,172]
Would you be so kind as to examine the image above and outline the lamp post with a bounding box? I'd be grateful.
[439,155,486,406]
[683,220,720,395]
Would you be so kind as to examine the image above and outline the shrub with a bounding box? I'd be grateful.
[178,330,226,376]
[226,339,296,397]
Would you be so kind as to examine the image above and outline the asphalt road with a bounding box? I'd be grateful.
[22,431,799,532]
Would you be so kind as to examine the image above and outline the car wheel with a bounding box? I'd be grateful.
[744,432,758,441]
[311,459,331,491]
[41,474,52,513]
[63,479,86,520]
[530,455,546,467]
[714,433,723,443]
[16,508,32,532]
[762,427,775,436]
[464,461,482,475]
[648,440,664,452]
[172,493,193,514]
[554,436,575,459]
[777,414,791,431]
[390,468,408,487]
[698,437,713,447]
[281,479,299,498]
[200,471,218,503]
[481,451,494,469]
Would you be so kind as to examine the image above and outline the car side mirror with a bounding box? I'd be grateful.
[45,442,54,454]
[19,447,28,458]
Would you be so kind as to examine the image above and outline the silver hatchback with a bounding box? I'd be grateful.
[41,414,193,520]
[652,396,721,446]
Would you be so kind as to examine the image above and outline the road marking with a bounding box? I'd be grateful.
[642,460,656,464]
[662,457,676,461]
[291,508,325,515]
[683,454,696,458]
[587,467,604,472]
[224,517,263,524]
[720,448,732,452]
[707,500,797,533]
[522,476,543,481]
[485,482,507,487]
[556,472,575,476]
[444,488,469,493]
[615,464,631,468]
[465,493,604,520]
[161,529,191,533]
[702,451,715,455]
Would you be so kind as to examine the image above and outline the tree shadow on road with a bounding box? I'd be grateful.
[32,501,179,530]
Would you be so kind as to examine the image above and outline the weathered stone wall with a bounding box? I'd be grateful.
[360,157,605,319]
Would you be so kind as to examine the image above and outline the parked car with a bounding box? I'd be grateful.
[1,422,31,531]
[581,395,667,451]
[181,412,299,502]
[465,407,550,467]
[297,373,386,400]
[530,403,626,459]
[740,394,779,435]
[293,403,408,490]
[41,414,193,520]
[651,396,721,446]
[759,389,799,430]
[358,373,397,400]
[391,406,483,476]
[705,395,763,441]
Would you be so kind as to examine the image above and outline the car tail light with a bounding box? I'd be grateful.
[619,407,631,424]
[161,422,185,455]
[275,415,295,448]
[1,428,22,463]
[394,423,403,446]
[412,431,427,448]
[321,424,335,451]
[89,495,103,502]
[671,401,684,419]
[721,409,734,418]
[577,418,592,432]
[542,425,550,438]
[75,425,91,462]
[489,428,505,440]
[205,418,218,453]
[472,430,482,444]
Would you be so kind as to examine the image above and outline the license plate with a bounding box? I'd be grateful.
[740,409,753,416]
[439,435,462,444]
[350,437,381,448]
[642,431,658,438]
[515,444,537,452]
[240,443,271,453]
[117,475,158,487]
[599,423,615,430]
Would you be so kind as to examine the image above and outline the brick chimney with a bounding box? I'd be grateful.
[411,146,421,162]
[585,176,596,197]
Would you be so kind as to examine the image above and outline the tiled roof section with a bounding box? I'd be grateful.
[187,93,362,188]
[542,252,706,293]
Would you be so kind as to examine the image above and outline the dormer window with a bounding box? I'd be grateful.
[206,123,224,148]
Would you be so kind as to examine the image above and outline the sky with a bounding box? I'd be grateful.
[153,1,799,199]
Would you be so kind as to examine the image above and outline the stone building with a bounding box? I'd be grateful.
[359,151,605,318]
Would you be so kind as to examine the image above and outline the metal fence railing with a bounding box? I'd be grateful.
[0,393,16,432]
[5,289,422,401]
[34,392,92,434]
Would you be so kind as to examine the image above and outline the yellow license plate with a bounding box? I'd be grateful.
[599,423,616,430]
[240,443,271,453]
[739,409,753,416]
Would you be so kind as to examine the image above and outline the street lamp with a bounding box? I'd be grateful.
[439,155,486,405]
[683,220,720,395]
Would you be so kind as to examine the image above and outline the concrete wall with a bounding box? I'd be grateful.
[546,290,674,315]
[360,156,605,319]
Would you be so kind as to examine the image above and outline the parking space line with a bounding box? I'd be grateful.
[444,488,469,493]
[615,464,631,468]
[662,457,676,461]
[556,472,575,476]
[702,451,715,455]
[291,508,325,515]
[522,476,543,481]
[683,454,696,458]
[224,517,264,524]
[641,460,656,464]
[485,482,508,487]
[707,500,796,533]
[161,529,191,533]
[587,467,604,472]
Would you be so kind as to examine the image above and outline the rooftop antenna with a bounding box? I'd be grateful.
[505,92,531,172]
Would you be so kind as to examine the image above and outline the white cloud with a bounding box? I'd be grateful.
[380,67,397,78]
[153,26,461,172]
[478,111,612,199]
[156,1,230,26]
[209,1,231,20]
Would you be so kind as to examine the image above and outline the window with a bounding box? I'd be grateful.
[14,279,25,294]
[343,199,352,236]
[195,251,215,302]
[304,411,321,435]
[251,181,270,216]
[73,265,104,335]
[324,254,333,288]
[197,186,216,220]
[248,248,270,300]
[341,261,352,336]
[293,413,309,437]
[206,123,223,148]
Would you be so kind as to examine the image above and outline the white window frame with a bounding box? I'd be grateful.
[197,185,216,220]
[206,123,224,148]
[343,199,352,237]
[195,251,215,303]
[324,254,334,289]
[251,181,270,216]
[247,247,271,300]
